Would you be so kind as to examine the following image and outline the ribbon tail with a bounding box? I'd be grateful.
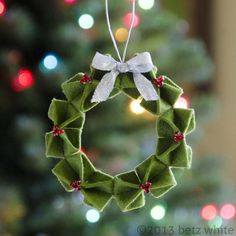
[91,71,119,103]
[133,73,159,101]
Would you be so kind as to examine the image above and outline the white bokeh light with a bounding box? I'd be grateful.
[208,216,223,228]
[130,99,145,114]
[43,54,58,70]
[78,14,94,29]
[150,205,166,220]
[174,96,189,109]
[86,209,100,223]
[138,0,155,10]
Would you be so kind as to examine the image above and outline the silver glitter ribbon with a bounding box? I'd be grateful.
[91,52,159,103]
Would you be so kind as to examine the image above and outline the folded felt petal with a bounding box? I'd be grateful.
[135,155,167,182]
[52,159,79,192]
[160,77,183,105]
[82,188,113,212]
[150,168,176,198]
[141,77,183,115]
[157,119,179,138]
[156,137,180,157]
[135,155,177,197]
[156,140,191,168]
[45,128,81,158]
[157,108,195,137]
[48,99,84,128]
[173,108,195,134]
[114,170,141,187]
[141,98,171,115]
[114,187,144,212]
[62,74,99,111]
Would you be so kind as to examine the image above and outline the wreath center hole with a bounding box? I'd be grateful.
[82,95,156,175]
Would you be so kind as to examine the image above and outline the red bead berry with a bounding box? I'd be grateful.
[52,125,64,137]
[70,179,82,191]
[140,181,152,193]
[153,75,165,88]
[174,131,185,143]
[80,74,92,84]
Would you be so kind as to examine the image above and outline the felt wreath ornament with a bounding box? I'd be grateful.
[44,0,195,212]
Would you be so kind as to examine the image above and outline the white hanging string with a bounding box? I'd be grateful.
[105,0,136,62]
[122,0,136,62]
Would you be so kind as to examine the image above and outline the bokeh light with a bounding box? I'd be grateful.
[175,96,189,109]
[86,209,100,223]
[138,0,154,10]
[150,205,166,220]
[12,69,35,91]
[78,14,94,29]
[0,0,6,16]
[123,13,140,28]
[201,204,218,221]
[208,216,223,228]
[115,28,128,43]
[43,54,58,70]
[220,204,236,220]
[129,99,145,114]
[64,0,77,4]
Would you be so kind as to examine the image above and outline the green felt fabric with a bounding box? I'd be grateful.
[141,77,183,115]
[156,108,195,168]
[52,153,113,211]
[45,62,195,212]
[114,155,176,212]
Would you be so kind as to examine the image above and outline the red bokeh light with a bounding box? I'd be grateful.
[123,13,140,28]
[220,204,236,220]
[201,204,218,221]
[0,1,6,16]
[64,0,77,4]
[79,147,86,153]
[11,69,35,91]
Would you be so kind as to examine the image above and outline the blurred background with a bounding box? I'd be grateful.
[0,0,236,235]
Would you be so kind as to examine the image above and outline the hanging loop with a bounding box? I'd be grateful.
[105,0,136,62]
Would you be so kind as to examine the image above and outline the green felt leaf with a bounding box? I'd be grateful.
[185,110,196,135]
[113,171,141,211]
[150,168,176,198]
[160,77,183,105]
[135,155,176,198]
[173,108,195,134]
[135,155,167,182]
[157,119,177,138]
[156,108,195,168]
[115,170,140,187]
[81,169,113,211]
[141,77,182,115]
[156,140,191,168]
[48,99,84,128]
[81,154,96,180]
[45,128,81,158]
[62,74,99,112]
[82,188,113,212]
[52,159,78,192]
[158,108,195,135]
[61,73,85,101]
[124,193,145,212]
[141,98,172,115]
[114,189,144,212]
[156,137,179,157]
[66,154,83,179]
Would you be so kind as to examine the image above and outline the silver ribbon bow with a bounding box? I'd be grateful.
[91,52,159,103]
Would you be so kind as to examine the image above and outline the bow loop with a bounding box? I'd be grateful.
[91,52,159,103]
